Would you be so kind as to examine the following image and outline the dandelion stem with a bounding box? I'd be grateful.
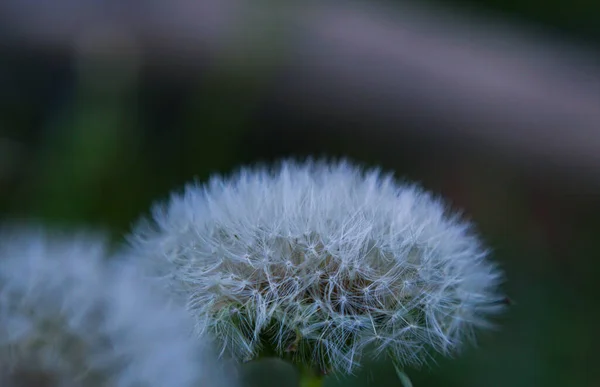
[298,368,324,387]
[394,364,414,387]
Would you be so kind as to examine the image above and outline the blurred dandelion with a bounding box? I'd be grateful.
[128,159,504,384]
[0,226,233,387]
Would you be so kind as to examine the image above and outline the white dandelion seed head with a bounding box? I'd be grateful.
[128,159,504,374]
[0,226,234,387]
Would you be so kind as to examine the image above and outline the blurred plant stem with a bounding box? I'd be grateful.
[298,368,323,387]
[394,364,414,387]
[25,36,141,224]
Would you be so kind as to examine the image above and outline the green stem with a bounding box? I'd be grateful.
[394,364,414,387]
[298,368,324,387]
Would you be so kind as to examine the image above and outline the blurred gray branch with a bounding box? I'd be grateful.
[2,0,600,178]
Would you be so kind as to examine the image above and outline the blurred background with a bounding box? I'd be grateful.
[1,0,599,386]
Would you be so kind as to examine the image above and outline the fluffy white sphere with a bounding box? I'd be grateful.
[0,227,232,387]
[129,160,504,373]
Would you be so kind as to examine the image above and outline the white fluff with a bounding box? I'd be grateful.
[129,159,504,373]
[0,227,233,387]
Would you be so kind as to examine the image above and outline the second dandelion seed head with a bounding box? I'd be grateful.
[0,227,232,387]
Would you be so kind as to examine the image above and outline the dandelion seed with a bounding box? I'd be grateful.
[128,159,504,375]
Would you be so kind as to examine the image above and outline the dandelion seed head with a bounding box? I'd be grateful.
[129,159,504,373]
[0,227,232,387]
